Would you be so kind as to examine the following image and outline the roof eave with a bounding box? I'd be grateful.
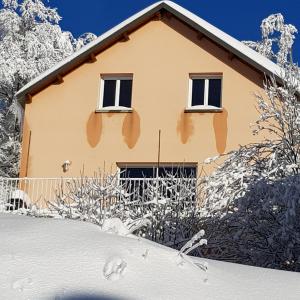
[164,3,282,80]
[16,0,283,103]
[16,1,166,102]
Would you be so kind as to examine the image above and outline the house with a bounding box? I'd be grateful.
[17,1,280,181]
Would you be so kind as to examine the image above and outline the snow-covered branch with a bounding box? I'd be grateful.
[243,13,297,66]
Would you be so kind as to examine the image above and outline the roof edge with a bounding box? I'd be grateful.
[16,1,166,101]
[16,0,283,102]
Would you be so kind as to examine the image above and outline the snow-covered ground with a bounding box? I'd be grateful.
[0,214,300,300]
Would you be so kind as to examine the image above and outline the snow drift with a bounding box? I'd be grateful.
[1,213,300,299]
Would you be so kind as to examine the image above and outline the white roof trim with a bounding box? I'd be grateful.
[16,0,282,100]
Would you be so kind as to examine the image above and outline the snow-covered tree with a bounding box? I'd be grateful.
[0,0,96,177]
[243,13,297,66]
[200,63,300,271]
[199,13,300,271]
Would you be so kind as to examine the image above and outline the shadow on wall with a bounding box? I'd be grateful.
[55,293,126,300]
[213,108,228,154]
[122,110,140,149]
[176,110,194,144]
[86,112,103,148]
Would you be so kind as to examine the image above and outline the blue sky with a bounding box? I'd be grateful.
[50,0,300,63]
[2,0,300,62]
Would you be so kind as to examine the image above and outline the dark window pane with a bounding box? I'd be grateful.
[102,80,116,107]
[119,80,132,108]
[158,167,196,178]
[208,79,221,107]
[120,166,196,179]
[191,79,205,106]
[120,167,155,178]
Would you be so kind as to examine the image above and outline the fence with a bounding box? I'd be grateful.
[0,177,69,211]
[0,176,200,213]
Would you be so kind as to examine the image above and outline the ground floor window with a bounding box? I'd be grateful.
[118,164,197,201]
[119,165,196,179]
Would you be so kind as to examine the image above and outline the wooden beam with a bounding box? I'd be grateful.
[53,74,64,85]
[120,33,130,42]
[197,33,205,41]
[228,52,236,61]
[153,11,162,21]
[25,94,32,104]
[88,53,97,63]
[165,11,172,19]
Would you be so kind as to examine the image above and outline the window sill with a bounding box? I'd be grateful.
[95,107,133,113]
[185,107,223,113]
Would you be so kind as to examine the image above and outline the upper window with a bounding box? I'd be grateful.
[188,76,222,109]
[99,75,133,109]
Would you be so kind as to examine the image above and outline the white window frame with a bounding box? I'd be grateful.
[98,75,133,111]
[187,75,222,110]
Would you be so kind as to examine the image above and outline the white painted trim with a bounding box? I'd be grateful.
[185,106,223,112]
[99,75,133,109]
[115,80,121,106]
[95,107,133,112]
[204,79,209,106]
[98,78,105,109]
[188,75,222,109]
[187,78,193,107]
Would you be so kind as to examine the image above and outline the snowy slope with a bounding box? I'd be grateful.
[0,213,299,300]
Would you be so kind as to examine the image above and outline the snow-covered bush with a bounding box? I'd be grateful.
[179,229,207,256]
[46,170,202,248]
[177,229,208,272]
[200,175,300,271]
[49,172,130,225]
[199,63,300,271]
[135,173,202,247]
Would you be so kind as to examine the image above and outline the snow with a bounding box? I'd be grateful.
[103,257,127,281]
[1,214,300,299]
[16,1,282,100]
[243,13,297,66]
[101,217,131,236]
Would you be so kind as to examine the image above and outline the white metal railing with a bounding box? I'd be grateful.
[0,177,71,211]
[0,176,199,212]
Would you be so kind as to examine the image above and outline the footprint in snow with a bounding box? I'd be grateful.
[12,277,33,291]
[103,257,127,281]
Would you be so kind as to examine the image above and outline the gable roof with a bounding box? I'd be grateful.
[16,0,282,102]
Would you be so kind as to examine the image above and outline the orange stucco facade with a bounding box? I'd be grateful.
[20,17,266,178]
